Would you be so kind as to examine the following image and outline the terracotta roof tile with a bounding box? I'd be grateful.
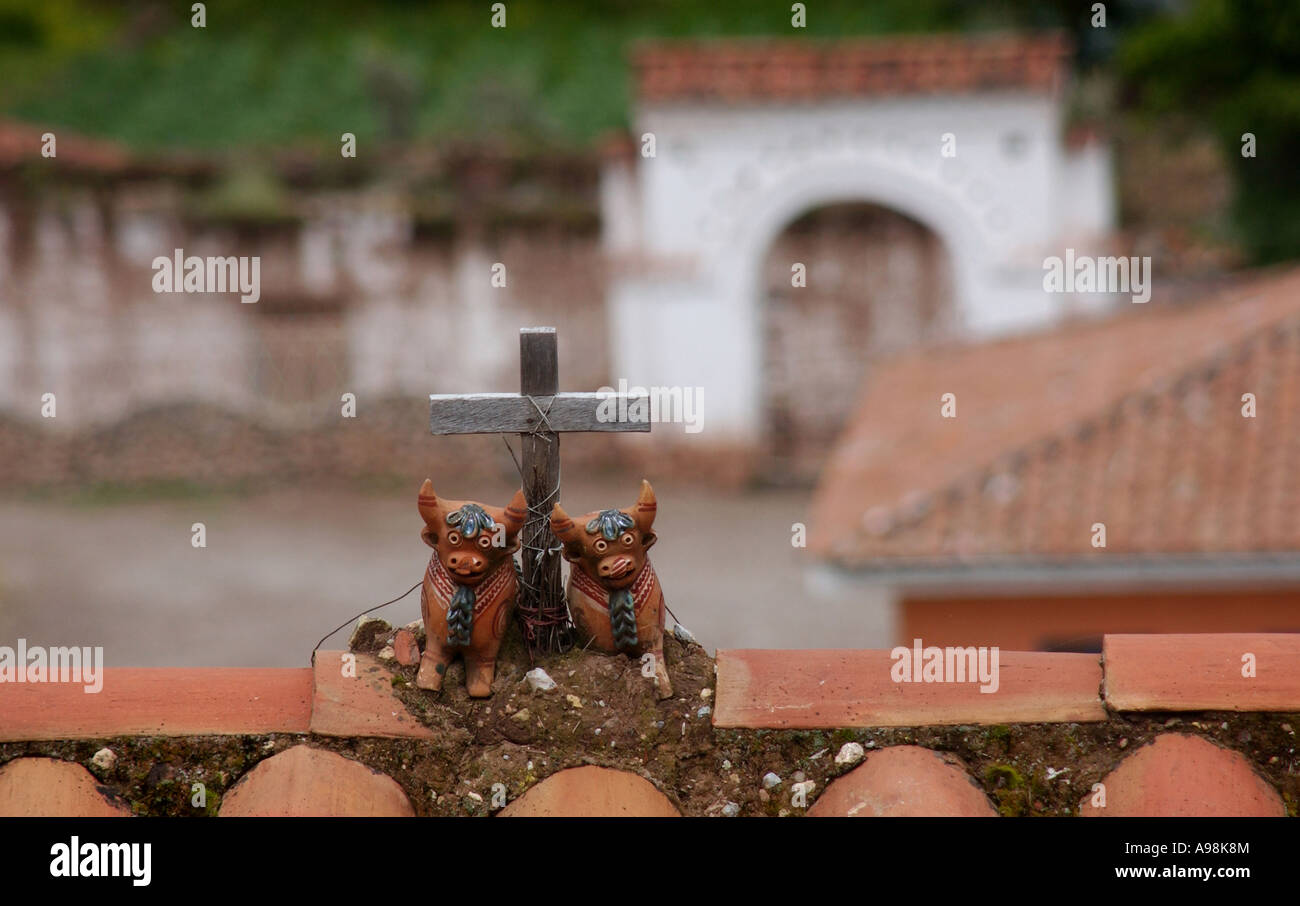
[634,33,1071,103]
[712,648,1106,728]
[0,119,130,172]
[309,650,434,739]
[1079,733,1284,817]
[811,267,1300,568]
[497,766,680,817]
[1104,633,1300,712]
[218,745,415,817]
[0,667,312,741]
[0,758,132,817]
[807,746,997,817]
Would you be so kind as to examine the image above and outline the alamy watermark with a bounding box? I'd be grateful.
[890,638,1000,693]
[0,639,104,693]
[152,249,261,303]
[50,837,150,887]
[1043,249,1151,304]
[596,378,704,433]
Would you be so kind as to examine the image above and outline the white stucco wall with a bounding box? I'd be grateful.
[604,93,1116,441]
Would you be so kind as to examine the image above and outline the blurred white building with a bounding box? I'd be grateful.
[602,33,1115,444]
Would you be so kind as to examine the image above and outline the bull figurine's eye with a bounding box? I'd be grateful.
[477,535,493,549]
[593,539,608,553]
[446,531,462,545]
[620,533,635,546]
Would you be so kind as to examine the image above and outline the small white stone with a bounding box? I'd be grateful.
[761,772,782,790]
[377,646,396,661]
[700,688,712,700]
[525,667,557,692]
[673,623,697,644]
[697,705,712,718]
[834,742,865,767]
[566,694,583,709]
[90,748,117,772]
[511,708,531,723]
[721,801,740,817]
[466,791,483,802]
[721,759,732,770]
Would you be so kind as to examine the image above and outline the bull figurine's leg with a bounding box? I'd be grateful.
[650,645,673,699]
[463,646,499,698]
[416,644,452,691]
[649,596,672,699]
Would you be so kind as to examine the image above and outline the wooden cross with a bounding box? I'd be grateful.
[429,327,650,653]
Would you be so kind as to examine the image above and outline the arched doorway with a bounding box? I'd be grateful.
[759,202,955,484]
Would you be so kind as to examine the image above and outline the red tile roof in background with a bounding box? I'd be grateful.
[633,32,1071,103]
[810,267,1300,568]
[0,119,130,172]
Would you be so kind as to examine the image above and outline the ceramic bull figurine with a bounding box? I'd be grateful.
[415,479,527,697]
[550,480,672,698]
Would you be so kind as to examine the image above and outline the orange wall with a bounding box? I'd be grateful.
[902,589,1300,652]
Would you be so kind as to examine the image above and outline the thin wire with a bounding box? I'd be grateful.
[312,582,421,655]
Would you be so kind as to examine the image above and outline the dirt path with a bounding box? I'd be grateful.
[0,477,889,666]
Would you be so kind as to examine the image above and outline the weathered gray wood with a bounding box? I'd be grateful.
[427,392,651,434]
[518,328,566,651]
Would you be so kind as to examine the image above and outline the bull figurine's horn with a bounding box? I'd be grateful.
[417,478,441,526]
[502,488,527,537]
[633,479,657,533]
[550,502,581,544]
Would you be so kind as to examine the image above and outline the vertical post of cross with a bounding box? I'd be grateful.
[516,328,569,653]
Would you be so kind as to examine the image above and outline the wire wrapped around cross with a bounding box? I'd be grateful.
[500,392,574,656]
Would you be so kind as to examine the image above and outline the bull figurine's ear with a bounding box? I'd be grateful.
[550,502,582,561]
[502,488,527,539]
[633,479,657,534]
[418,479,441,545]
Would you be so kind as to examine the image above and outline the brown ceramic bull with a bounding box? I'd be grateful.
[550,480,672,699]
[415,479,526,697]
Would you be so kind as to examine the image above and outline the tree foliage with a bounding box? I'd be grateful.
[1120,0,1300,262]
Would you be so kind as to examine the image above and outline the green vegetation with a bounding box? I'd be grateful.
[2,0,1296,263]
[0,0,1098,151]
[1120,0,1300,263]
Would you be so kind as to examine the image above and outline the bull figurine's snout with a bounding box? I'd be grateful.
[446,551,486,576]
[599,555,635,581]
